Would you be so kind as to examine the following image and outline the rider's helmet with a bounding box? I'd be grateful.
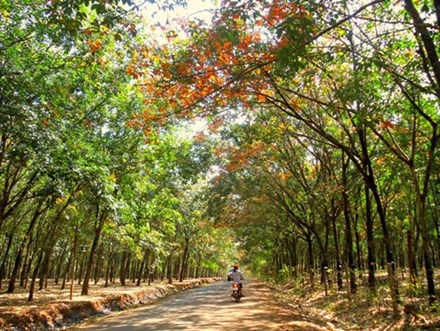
[233,264,239,270]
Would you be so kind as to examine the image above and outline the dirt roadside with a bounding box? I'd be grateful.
[3,276,439,330]
[0,278,221,330]
[0,278,340,331]
[247,280,342,331]
[69,278,337,331]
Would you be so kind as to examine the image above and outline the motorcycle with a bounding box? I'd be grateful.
[231,281,242,302]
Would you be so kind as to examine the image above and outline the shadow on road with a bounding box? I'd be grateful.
[73,280,315,331]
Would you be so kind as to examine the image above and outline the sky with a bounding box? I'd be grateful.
[140,0,219,137]
[142,0,219,29]
[137,0,220,139]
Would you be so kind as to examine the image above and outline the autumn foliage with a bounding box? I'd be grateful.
[126,0,310,128]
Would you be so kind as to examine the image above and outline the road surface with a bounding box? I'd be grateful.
[71,279,295,331]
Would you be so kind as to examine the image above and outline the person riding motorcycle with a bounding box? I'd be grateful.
[230,264,244,297]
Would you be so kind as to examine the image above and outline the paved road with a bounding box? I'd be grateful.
[72,279,291,331]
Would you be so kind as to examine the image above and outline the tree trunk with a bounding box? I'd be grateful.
[27,251,44,302]
[346,9,397,308]
[81,211,105,295]
[167,253,174,285]
[179,237,189,282]
[104,248,113,288]
[0,233,14,289]
[69,218,80,300]
[124,255,132,284]
[419,199,436,303]
[342,154,356,294]
[93,244,104,284]
[306,233,315,290]
[195,254,201,279]
[369,179,400,312]
[61,249,72,291]
[39,199,71,290]
[119,250,128,286]
[39,245,54,290]
[353,212,363,271]
[331,208,343,291]
[407,226,418,291]
[7,204,46,293]
[403,0,439,304]
[55,245,68,286]
[364,181,376,291]
[137,251,149,286]
[20,237,33,289]
[434,213,440,268]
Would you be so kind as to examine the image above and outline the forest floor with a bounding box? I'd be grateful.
[0,272,439,330]
[268,275,440,330]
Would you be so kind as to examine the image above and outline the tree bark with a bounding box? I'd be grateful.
[137,250,149,286]
[7,202,47,293]
[342,154,356,294]
[305,232,315,290]
[81,211,105,295]
[0,233,13,289]
[331,205,343,291]
[27,251,44,302]
[179,237,189,282]
[404,0,440,304]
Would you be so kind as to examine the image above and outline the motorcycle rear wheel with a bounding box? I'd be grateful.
[232,290,241,302]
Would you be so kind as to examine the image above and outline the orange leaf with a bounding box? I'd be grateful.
[381,120,394,129]
[257,94,266,102]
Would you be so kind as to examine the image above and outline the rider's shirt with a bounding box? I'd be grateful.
[231,270,244,282]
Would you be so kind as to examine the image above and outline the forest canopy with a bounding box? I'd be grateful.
[0,0,439,315]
